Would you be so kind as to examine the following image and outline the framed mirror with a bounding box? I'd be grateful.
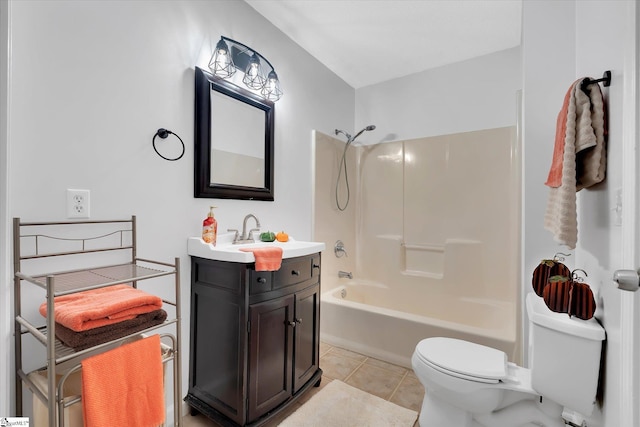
[194,66,274,200]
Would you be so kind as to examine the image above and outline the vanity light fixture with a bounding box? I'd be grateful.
[209,38,236,78]
[209,36,283,101]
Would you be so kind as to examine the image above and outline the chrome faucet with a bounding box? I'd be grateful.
[241,214,261,242]
[338,271,353,279]
[227,214,261,244]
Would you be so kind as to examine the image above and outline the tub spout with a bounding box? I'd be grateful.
[338,271,353,279]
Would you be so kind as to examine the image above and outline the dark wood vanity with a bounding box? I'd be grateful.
[186,253,322,426]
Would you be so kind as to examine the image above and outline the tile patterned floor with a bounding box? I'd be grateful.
[183,342,424,427]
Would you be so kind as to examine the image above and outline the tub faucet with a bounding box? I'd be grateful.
[338,271,353,279]
[231,213,261,244]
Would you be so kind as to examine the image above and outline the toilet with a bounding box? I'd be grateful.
[412,293,605,427]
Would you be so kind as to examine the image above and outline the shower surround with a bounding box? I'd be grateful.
[313,127,520,366]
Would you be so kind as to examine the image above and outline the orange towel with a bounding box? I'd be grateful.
[239,247,283,271]
[39,284,163,332]
[545,82,576,187]
[81,334,165,427]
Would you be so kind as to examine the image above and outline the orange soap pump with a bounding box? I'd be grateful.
[202,206,218,245]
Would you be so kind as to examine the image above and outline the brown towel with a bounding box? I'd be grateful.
[54,309,167,351]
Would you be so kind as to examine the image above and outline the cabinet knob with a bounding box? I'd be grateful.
[295,318,303,324]
[313,264,320,269]
[285,320,296,327]
[291,270,300,276]
[257,277,267,284]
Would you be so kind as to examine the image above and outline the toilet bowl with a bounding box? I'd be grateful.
[412,293,606,427]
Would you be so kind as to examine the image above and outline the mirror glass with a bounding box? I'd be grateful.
[194,66,274,200]
[210,90,264,187]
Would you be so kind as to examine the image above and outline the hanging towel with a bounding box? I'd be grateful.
[544,78,607,249]
[82,334,165,427]
[239,246,283,271]
[39,284,163,332]
[576,83,607,190]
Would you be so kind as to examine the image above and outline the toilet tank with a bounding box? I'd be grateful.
[526,293,605,416]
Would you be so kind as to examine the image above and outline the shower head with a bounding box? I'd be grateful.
[351,125,376,142]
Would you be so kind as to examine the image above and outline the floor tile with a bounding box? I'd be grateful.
[365,357,409,376]
[389,374,425,412]
[319,351,363,380]
[345,362,405,400]
[319,341,332,356]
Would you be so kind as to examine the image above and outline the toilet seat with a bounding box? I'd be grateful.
[414,337,507,384]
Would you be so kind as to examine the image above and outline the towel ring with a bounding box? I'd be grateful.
[152,128,185,161]
[580,70,611,94]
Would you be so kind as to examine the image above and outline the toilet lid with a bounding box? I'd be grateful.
[415,337,507,383]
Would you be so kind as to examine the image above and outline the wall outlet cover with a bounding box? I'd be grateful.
[67,189,90,218]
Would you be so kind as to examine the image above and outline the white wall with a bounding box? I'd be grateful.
[523,1,637,426]
[2,0,355,416]
[574,2,637,426]
[0,0,11,419]
[355,46,521,143]
[521,0,576,368]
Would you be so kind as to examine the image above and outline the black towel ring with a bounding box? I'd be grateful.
[152,128,185,161]
[580,70,612,94]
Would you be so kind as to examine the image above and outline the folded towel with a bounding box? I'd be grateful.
[54,309,167,351]
[544,78,607,249]
[82,334,165,427]
[40,284,163,332]
[239,246,283,271]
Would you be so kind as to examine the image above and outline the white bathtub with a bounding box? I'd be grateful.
[320,281,517,368]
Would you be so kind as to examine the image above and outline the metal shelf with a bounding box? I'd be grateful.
[25,262,175,296]
[13,216,182,427]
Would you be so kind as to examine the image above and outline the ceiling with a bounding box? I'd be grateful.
[245,0,522,89]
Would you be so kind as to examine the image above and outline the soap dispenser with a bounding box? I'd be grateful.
[202,206,218,246]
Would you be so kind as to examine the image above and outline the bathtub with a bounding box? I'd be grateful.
[320,281,517,368]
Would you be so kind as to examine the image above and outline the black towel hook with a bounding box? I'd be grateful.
[581,70,611,94]
[152,128,185,161]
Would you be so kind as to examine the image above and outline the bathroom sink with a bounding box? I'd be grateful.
[187,234,326,263]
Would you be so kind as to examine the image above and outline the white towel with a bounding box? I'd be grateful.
[544,79,607,249]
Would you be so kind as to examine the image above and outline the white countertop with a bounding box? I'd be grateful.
[187,234,326,263]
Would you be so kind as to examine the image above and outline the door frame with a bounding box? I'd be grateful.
[619,1,639,425]
[0,0,11,416]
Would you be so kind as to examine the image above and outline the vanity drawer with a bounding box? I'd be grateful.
[274,257,313,289]
[249,271,272,294]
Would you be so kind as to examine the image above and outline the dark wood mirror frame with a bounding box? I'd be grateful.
[194,66,275,200]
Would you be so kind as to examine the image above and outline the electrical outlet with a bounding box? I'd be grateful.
[67,189,90,218]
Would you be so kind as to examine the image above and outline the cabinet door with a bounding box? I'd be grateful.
[248,294,294,422]
[293,284,320,393]
[189,281,245,424]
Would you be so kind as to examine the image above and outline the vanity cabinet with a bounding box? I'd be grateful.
[186,253,322,427]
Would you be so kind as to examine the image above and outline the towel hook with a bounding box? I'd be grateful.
[580,70,611,94]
